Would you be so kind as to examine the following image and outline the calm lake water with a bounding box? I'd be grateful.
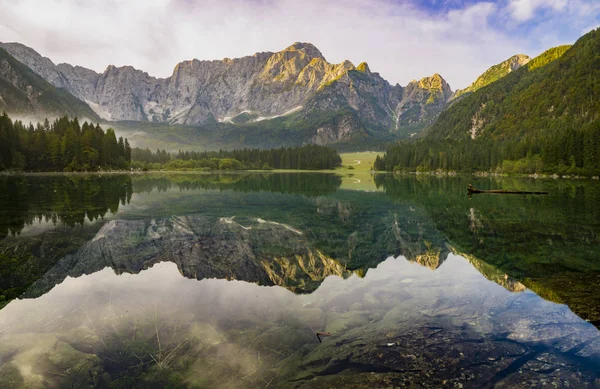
[0,173,599,388]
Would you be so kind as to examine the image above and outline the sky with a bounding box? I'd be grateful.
[0,0,598,89]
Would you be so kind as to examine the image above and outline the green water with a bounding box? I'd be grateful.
[0,173,598,388]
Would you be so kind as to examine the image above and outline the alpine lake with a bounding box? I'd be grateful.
[0,172,599,389]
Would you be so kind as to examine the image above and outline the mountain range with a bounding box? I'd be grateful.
[0,41,534,149]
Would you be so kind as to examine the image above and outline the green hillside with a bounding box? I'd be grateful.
[452,54,531,99]
[376,28,600,175]
[0,48,99,120]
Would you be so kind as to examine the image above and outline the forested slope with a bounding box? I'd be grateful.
[376,28,600,175]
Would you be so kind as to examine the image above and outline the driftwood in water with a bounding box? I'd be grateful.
[468,184,548,195]
[316,331,332,343]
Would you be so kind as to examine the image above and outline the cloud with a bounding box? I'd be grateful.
[0,0,597,89]
[508,0,568,22]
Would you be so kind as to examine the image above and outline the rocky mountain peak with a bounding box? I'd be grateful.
[104,64,148,75]
[418,73,446,89]
[356,62,371,73]
[0,42,41,59]
[339,60,355,69]
[507,54,531,71]
[258,42,330,84]
[284,42,325,61]
[0,41,69,88]
[415,73,452,101]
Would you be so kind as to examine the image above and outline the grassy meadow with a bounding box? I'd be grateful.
[337,152,382,191]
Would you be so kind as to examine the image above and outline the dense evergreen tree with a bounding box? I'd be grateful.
[0,113,131,171]
[375,117,600,176]
[131,145,342,170]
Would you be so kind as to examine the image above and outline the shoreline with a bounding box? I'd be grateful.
[0,169,339,176]
[388,170,600,180]
[2,169,600,181]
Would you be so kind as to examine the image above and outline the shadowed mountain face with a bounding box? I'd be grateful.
[0,48,99,120]
[0,42,453,141]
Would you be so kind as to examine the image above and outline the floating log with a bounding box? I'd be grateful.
[468,184,548,195]
[316,331,332,343]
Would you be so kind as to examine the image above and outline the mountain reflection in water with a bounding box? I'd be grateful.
[1,255,599,388]
[0,173,599,388]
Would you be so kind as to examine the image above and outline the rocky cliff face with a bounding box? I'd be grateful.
[0,41,453,138]
[310,112,365,145]
[302,63,402,132]
[0,43,71,88]
[394,74,454,135]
